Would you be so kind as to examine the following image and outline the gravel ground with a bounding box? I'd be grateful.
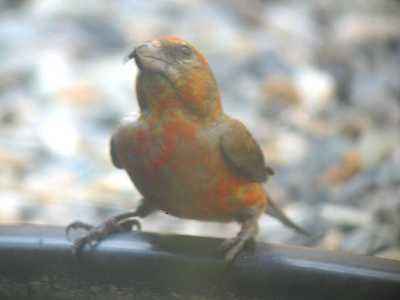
[0,0,399,260]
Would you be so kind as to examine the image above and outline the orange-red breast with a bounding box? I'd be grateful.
[67,36,307,261]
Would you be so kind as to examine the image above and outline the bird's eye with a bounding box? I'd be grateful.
[179,45,192,56]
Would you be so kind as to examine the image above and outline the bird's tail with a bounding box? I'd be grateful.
[265,196,310,236]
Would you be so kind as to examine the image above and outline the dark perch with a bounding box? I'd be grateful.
[0,225,399,300]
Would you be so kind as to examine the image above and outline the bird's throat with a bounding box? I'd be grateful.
[136,69,222,122]
[136,71,180,114]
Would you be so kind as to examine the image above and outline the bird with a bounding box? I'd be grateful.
[66,36,308,261]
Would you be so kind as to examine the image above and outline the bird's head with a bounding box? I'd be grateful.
[126,36,222,120]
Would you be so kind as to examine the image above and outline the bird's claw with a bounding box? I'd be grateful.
[65,221,94,242]
[66,218,142,255]
[116,218,142,232]
[219,236,256,262]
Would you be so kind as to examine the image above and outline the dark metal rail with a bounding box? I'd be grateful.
[0,224,399,300]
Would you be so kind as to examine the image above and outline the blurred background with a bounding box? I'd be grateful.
[0,0,399,260]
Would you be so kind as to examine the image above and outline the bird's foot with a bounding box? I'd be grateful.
[219,236,256,262]
[66,217,141,255]
[219,208,259,262]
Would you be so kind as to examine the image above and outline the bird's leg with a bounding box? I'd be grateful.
[220,206,262,262]
[66,200,156,254]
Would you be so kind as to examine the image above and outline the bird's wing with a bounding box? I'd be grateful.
[110,118,142,170]
[110,135,123,169]
[220,118,274,182]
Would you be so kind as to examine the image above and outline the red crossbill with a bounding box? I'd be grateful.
[67,36,307,261]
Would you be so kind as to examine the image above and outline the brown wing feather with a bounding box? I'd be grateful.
[110,136,123,169]
[220,119,274,182]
